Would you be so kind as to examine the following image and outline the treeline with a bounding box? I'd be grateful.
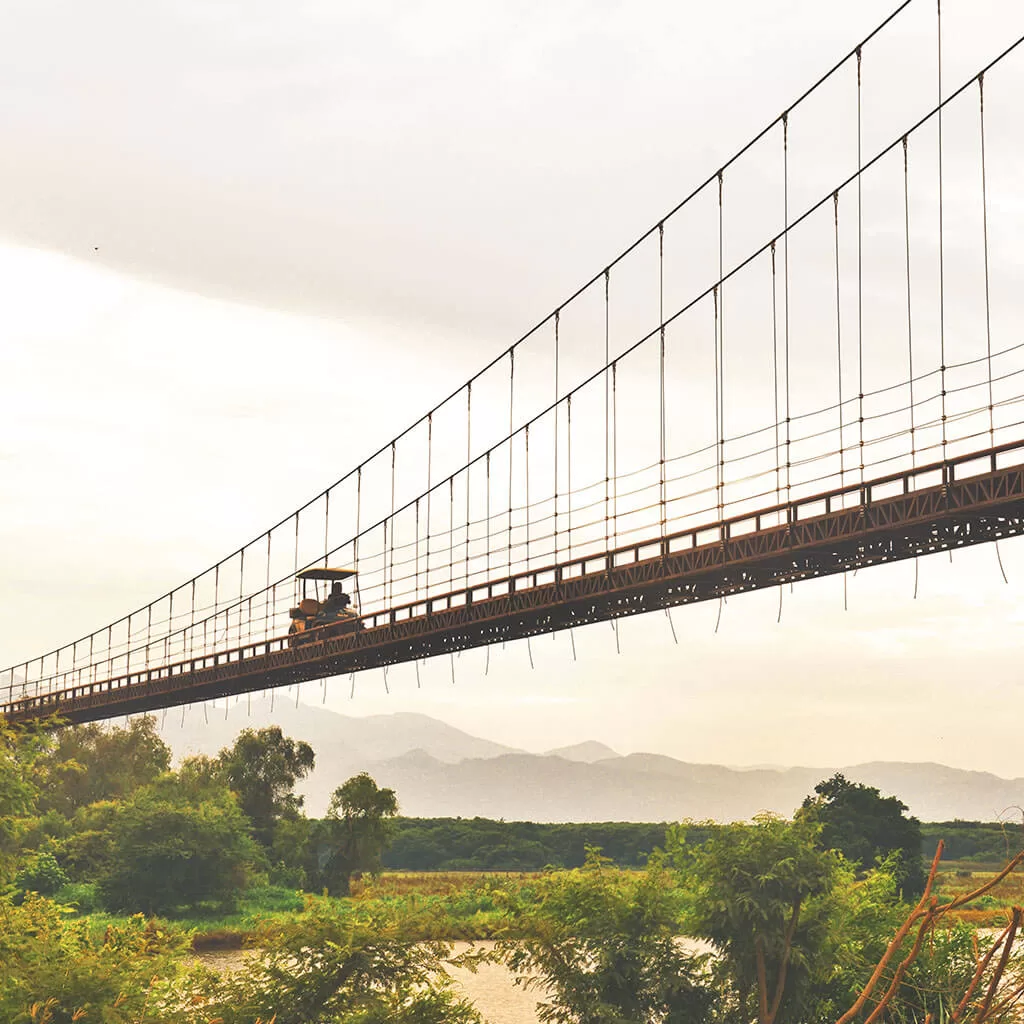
[383,817,693,870]
[921,820,1024,862]
[384,816,1021,873]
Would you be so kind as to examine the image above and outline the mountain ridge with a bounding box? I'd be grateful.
[159,702,1024,822]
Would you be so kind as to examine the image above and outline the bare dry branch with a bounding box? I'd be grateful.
[972,906,1021,1023]
[952,914,1014,1022]
[836,841,945,1024]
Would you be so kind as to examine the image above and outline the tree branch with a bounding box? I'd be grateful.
[973,905,1021,1023]
[767,896,803,1024]
[835,840,944,1024]
[755,935,770,1024]
[952,912,1015,1022]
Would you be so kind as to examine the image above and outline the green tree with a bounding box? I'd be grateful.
[98,777,260,915]
[36,717,171,815]
[498,849,713,1024]
[55,799,121,882]
[800,773,925,897]
[310,773,398,896]
[0,722,45,884]
[218,726,315,847]
[13,851,68,899]
[673,814,840,1024]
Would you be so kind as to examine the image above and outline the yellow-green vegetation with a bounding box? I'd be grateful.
[6,717,1024,1023]
[351,869,543,898]
[0,894,195,1024]
[936,865,1024,927]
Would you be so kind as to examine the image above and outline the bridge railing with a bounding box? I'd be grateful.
[7,430,1024,722]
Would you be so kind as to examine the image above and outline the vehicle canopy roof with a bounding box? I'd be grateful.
[295,567,357,582]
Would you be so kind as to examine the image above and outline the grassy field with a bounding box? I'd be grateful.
[350,870,541,899]
[66,873,540,948]
[57,864,1024,950]
[934,865,1024,928]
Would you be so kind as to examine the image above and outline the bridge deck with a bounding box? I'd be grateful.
[6,440,1024,725]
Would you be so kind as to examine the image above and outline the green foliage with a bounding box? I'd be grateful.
[309,773,399,896]
[218,726,315,847]
[673,814,842,1024]
[98,780,260,915]
[14,852,68,899]
[53,799,120,882]
[497,849,713,1024]
[0,722,47,884]
[36,717,171,816]
[921,820,1024,863]
[178,895,482,1024]
[51,882,102,914]
[269,812,311,886]
[889,921,991,1023]
[383,818,670,871]
[0,893,194,1024]
[801,773,925,897]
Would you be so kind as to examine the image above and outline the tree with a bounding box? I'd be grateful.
[0,722,44,884]
[674,814,840,1024]
[98,777,260,915]
[800,773,925,897]
[36,717,171,815]
[498,848,713,1024]
[310,772,398,896]
[218,726,315,847]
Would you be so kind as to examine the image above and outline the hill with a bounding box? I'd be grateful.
[545,741,620,762]
[159,703,1024,821]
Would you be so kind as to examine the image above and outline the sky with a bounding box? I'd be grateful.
[3,0,1024,776]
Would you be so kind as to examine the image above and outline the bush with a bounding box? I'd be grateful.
[0,893,194,1024]
[497,850,714,1024]
[268,861,307,889]
[14,851,68,898]
[52,882,102,914]
[98,787,260,916]
[177,895,482,1024]
[243,884,305,915]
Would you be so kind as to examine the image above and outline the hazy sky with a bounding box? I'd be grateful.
[3,0,1024,775]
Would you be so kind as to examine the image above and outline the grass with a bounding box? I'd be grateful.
[56,885,308,949]
[58,874,537,947]
[350,870,541,899]
[57,866,1024,948]
[934,866,1024,928]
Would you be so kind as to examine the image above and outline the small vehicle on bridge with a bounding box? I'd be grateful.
[288,567,361,647]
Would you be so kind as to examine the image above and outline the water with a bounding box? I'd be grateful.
[195,940,544,1024]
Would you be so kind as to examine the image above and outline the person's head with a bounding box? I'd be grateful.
[331,582,342,598]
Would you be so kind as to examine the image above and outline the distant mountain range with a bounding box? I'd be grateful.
[161,700,1024,822]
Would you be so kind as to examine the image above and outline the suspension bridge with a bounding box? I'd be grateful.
[5,0,1024,725]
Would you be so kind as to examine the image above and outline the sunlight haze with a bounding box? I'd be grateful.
[3,0,1024,778]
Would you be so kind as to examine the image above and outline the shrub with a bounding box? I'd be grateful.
[98,787,260,916]
[497,850,714,1024]
[52,882,101,914]
[177,895,482,1024]
[0,893,193,1024]
[14,852,68,899]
